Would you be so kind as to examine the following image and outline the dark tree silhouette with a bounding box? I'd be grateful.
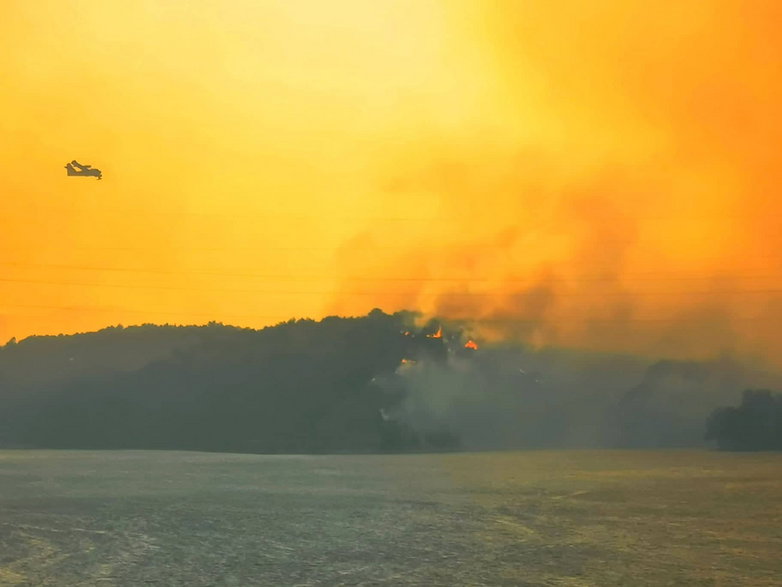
[706,389,782,451]
[3,310,775,453]
[1,310,463,453]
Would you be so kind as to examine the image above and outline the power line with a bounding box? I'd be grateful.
[8,205,441,222]
[10,201,782,221]
[1,275,781,297]
[2,262,781,283]
[2,302,774,325]
[1,303,293,321]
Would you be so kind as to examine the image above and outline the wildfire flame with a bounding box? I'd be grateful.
[426,326,443,339]
[464,339,479,350]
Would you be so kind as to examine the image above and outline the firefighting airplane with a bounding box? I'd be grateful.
[65,160,102,180]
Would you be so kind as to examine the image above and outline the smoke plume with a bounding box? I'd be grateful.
[329,1,782,367]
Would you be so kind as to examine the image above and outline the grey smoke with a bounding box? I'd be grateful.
[383,337,782,450]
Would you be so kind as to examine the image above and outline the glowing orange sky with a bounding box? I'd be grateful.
[2,1,781,364]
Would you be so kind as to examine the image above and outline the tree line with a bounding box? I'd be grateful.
[0,309,779,453]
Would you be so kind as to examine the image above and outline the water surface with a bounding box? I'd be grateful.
[1,450,780,585]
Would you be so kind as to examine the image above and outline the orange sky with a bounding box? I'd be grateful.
[2,1,781,364]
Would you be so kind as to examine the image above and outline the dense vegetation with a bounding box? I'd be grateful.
[706,389,782,451]
[0,310,457,453]
[1,309,779,453]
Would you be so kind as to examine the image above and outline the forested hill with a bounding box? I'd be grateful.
[1,310,779,453]
[0,310,453,452]
[0,322,245,389]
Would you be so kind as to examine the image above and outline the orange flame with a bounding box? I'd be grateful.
[426,326,443,339]
[464,339,479,350]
